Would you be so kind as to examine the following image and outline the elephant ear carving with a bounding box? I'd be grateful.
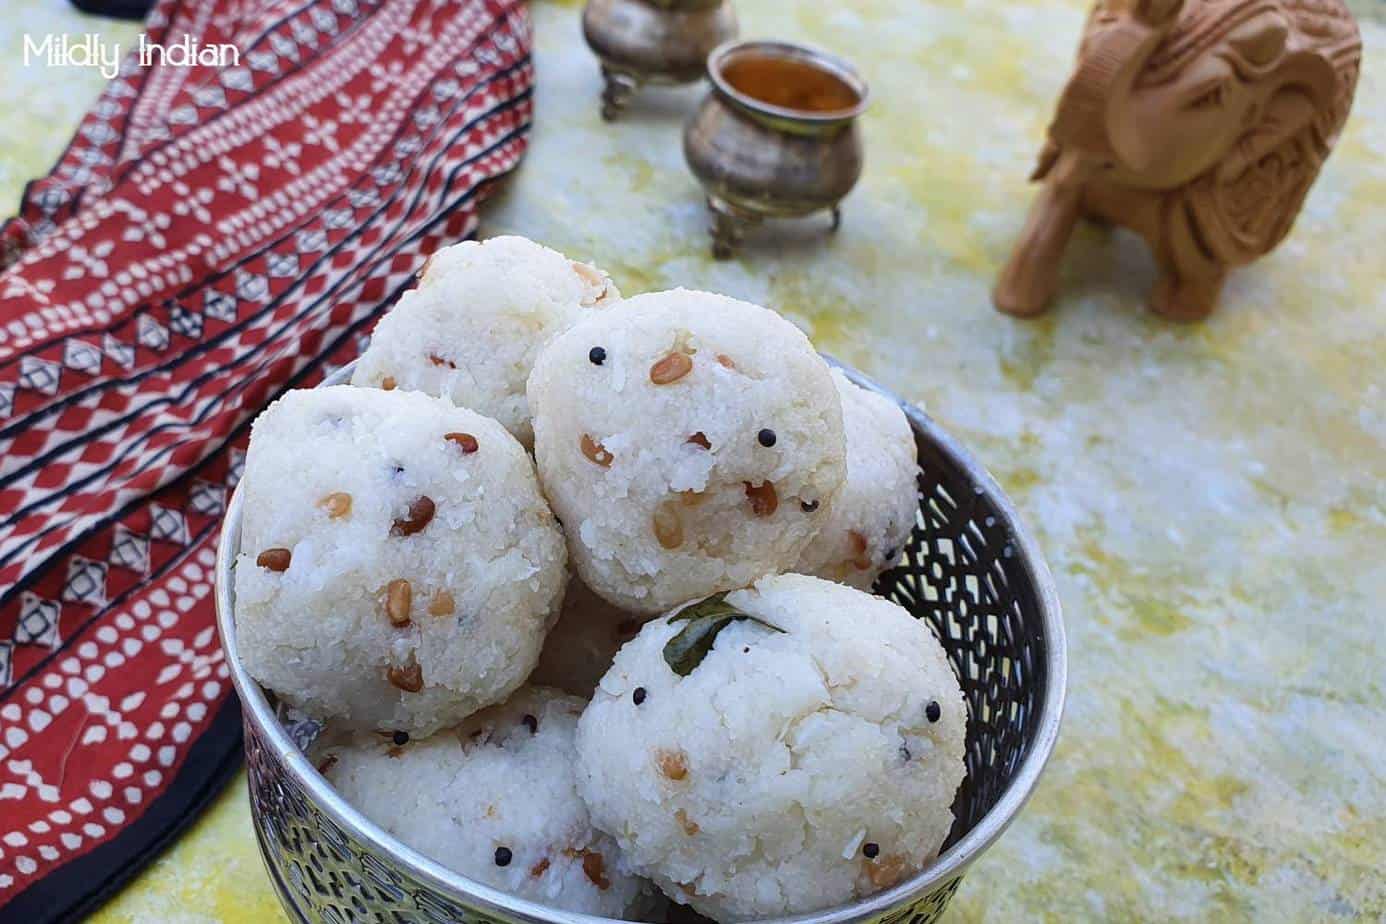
[1185,51,1340,264]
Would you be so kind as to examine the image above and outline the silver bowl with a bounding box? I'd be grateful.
[216,358,1066,924]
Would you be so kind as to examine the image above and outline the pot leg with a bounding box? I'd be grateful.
[707,197,757,259]
[600,66,641,121]
[830,205,842,232]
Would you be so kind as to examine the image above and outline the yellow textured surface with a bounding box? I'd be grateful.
[3,0,1383,921]
[87,776,287,924]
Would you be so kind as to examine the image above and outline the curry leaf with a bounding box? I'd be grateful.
[667,592,741,625]
[663,592,784,676]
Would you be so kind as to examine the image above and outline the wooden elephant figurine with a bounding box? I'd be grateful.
[994,0,1361,321]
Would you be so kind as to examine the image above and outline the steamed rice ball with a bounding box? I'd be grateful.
[528,289,847,614]
[234,386,567,736]
[352,236,619,447]
[796,369,919,589]
[575,573,967,921]
[317,687,654,917]
[530,579,646,697]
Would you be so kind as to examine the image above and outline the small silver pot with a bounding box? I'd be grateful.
[582,0,739,120]
[684,40,869,257]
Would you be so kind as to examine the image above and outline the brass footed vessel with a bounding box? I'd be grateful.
[683,40,869,257]
[581,0,738,120]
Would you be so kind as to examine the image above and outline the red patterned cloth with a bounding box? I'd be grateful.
[0,0,532,918]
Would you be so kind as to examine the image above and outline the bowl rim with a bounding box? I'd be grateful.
[705,39,871,126]
[215,357,1067,924]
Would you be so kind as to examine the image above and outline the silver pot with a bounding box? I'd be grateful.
[581,0,739,120]
[683,40,869,257]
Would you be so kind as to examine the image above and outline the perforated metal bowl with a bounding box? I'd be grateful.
[215,358,1066,924]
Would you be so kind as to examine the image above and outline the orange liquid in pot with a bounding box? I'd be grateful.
[721,54,859,114]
